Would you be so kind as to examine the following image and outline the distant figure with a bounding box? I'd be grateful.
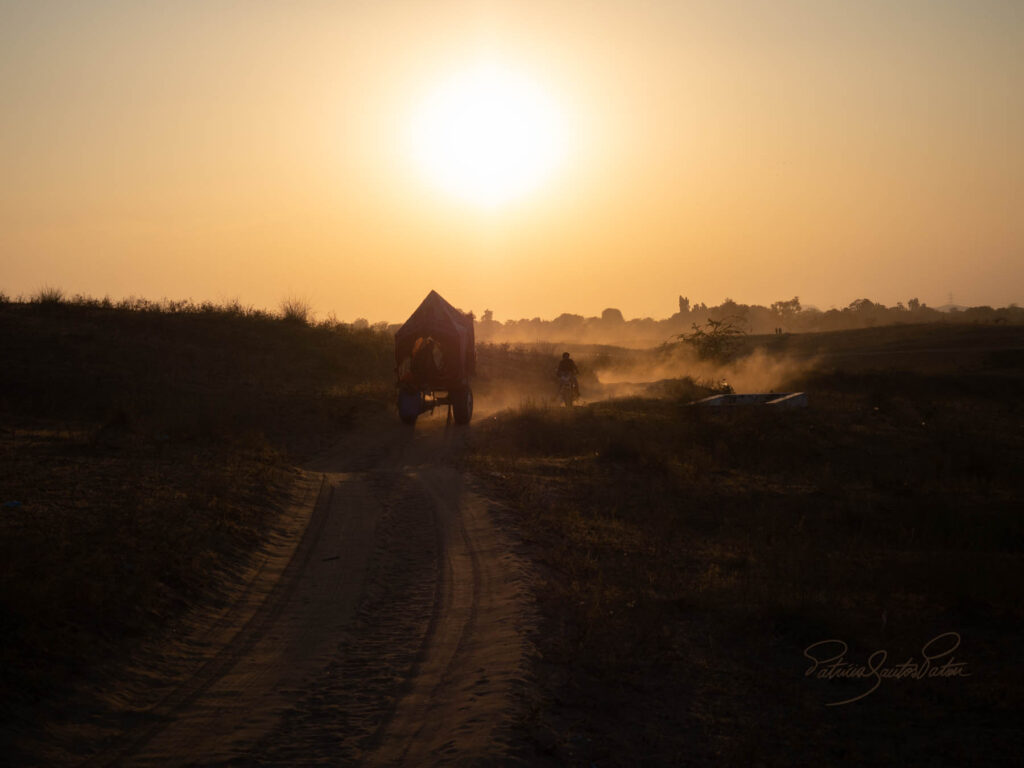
[556,351,580,398]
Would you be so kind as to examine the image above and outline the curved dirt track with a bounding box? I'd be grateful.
[95,412,534,767]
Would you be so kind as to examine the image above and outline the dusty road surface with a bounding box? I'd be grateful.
[83,411,535,767]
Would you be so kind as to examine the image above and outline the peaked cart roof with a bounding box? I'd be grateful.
[395,290,473,343]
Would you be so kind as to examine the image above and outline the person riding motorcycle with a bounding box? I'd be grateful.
[556,352,579,399]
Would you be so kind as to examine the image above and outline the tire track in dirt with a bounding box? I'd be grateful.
[118,470,384,765]
[87,413,534,766]
[90,473,335,766]
[250,471,440,765]
[366,465,530,766]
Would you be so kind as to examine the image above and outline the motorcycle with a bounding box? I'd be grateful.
[557,373,579,407]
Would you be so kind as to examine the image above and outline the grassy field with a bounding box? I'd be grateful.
[0,297,394,746]
[467,324,1024,766]
[3,301,1022,765]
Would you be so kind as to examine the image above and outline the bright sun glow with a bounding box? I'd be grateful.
[408,63,568,209]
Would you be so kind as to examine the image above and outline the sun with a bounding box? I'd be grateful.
[407,63,568,209]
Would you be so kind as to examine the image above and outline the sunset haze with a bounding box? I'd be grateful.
[3,0,1021,322]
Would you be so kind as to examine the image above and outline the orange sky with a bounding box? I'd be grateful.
[2,1,1021,322]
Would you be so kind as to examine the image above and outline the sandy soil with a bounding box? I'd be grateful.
[68,411,535,766]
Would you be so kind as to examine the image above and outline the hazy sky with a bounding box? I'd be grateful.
[2,0,1021,322]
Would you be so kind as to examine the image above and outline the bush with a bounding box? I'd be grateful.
[280,297,312,324]
[678,315,746,360]
[32,285,64,305]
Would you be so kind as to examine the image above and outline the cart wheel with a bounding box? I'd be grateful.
[452,386,473,425]
[398,390,422,425]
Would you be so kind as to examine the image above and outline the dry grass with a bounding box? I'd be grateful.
[280,296,313,324]
[0,297,395,747]
[468,325,1024,766]
[31,285,65,305]
[0,430,290,709]
[0,296,394,453]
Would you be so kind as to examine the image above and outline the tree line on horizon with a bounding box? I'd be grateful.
[473,295,1024,347]
[4,287,1020,348]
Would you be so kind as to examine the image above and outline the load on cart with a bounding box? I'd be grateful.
[395,290,476,425]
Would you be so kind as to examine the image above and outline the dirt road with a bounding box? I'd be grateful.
[86,412,534,767]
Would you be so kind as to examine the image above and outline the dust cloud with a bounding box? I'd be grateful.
[596,346,819,394]
[469,343,819,418]
[472,380,558,418]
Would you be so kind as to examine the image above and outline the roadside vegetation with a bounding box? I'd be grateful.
[0,293,394,747]
[4,289,1023,765]
[468,324,1024,766]
[677,315,748,362]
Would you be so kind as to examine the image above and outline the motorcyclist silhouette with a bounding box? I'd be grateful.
[556,352,579,400]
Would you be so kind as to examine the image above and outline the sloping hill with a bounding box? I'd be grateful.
[0,299,393,757]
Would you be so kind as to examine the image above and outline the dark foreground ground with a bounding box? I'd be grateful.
[0,299,395,762]
[468,323,1024,766]
[2,299,1022,766]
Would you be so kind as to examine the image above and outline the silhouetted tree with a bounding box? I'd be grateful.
[770,296,801,325]
[678,316,747,360]
[847,298,875,312]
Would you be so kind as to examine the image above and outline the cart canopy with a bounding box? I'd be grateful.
[395,290,476,385]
